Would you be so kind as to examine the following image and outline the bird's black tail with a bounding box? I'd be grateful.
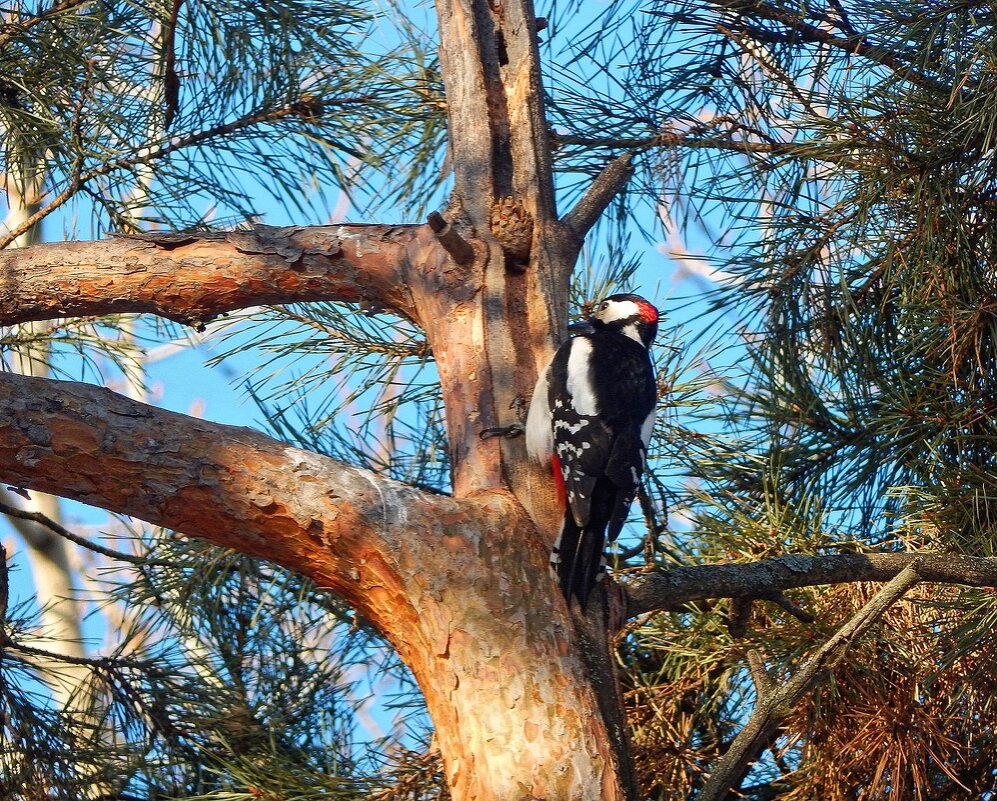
[551,496,613,609]
[551,472,631,608]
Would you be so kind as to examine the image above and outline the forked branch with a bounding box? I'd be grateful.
[697,564,922,801]
[0,370,484,628]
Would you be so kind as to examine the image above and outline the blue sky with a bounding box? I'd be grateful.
[1,0,737,758]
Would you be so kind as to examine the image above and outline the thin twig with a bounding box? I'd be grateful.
[0,541,8,667]
[762,590,815,624]
[698,564,922,801]
[0,0,92,50]
[162,0,185,128]
[746,649,774,697]
[0,500,179,567]
[0,98,368,250]
[4,636,157,672]
[0,60,93,248]
[553,129,793,156]
[659,1,955,95]
[715,22,826,121]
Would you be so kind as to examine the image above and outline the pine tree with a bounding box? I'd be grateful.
[4,1,997,799]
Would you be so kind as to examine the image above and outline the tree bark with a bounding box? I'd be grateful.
[0,1,640,797]
[0,371,624,799]
[625,552,997,617]
[0,224,423,327]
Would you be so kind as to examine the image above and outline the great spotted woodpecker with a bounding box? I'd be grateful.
[525,293,659,608]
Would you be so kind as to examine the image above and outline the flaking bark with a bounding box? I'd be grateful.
[0,224,422,327]
[0,371,622,800]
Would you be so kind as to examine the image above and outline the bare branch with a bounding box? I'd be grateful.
[0,370,620,801]
[427,211,476,265]
[0,223,426,327]
[0,540,7,644]
[697,564,922,801]
[685,1,954,95]
[625,552,997,618]
[0,498,178,568]
[746,649,774,698]
[554,129,792,156]
[561,153,635,243]
[762,590,815,624]
[4,637,156,673]
[162,0,185,129]
[728,596,753,637]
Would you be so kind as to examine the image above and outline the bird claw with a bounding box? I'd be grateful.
[479,424,525,440]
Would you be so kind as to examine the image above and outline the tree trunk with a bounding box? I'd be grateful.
[0,367,629,798]
[0,1,637,797]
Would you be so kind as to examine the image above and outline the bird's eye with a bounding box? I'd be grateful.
[599,301,609,311]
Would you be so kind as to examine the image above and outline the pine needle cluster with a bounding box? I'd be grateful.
[582,1,997,797]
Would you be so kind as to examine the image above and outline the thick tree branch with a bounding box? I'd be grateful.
[697,565,921,801]
[625,552,997,618]
[0,223,426,327]
[0,371,481,626]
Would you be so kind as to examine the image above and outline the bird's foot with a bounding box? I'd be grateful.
[479,424,524,440]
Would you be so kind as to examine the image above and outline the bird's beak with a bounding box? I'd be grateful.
[568,319,596,335]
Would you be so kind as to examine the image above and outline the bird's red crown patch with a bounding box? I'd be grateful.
[637,301,658,324]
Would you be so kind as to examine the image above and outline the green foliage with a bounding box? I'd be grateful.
[208,302,450,493]
[2,524,445,799]
[0,0,446,235]
[568,2,997,798]
[10,0,997,799]
[1,1,448,796]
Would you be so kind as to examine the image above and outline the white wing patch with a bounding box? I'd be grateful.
[566,338,598,415]
[553,417,589,436]
[525,363,553,462]
[640,409,656,448]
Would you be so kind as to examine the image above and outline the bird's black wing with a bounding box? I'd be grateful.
[547,337,614,528]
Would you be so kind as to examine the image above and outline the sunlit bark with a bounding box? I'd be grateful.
[0,371,624,798]
[0,1,637,797]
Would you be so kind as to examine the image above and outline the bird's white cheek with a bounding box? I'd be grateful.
[599,299,640,324]
[619,323,643,344]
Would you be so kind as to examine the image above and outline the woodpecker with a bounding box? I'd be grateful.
[525,293,659,608]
